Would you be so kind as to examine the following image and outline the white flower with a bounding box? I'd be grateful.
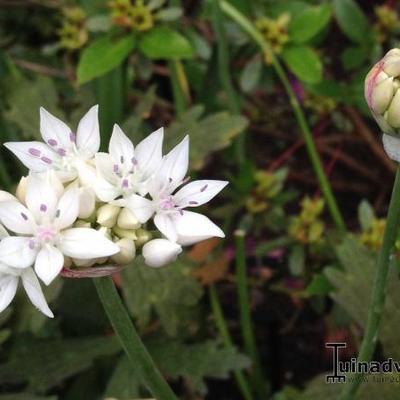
[121,136,228,245]
[0,173,119,285]
[142,238,182,268]
[95,125,163,201]
[4,105,100,183]
[0,263,53,317]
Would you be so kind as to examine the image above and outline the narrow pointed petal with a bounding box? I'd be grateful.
[40,107,72,150]
[4,141,58,172]
[109,124,135,164]
[25,173,59,222]
[154,213,178,242]
[0,236,36,268]
[59,228,120,259]
[159,135,189,188]
[95,152,118,184]
[175,211,224,246]
[54,187,79,229]
[35,245,64,285]
[21,267,54,317]
[174,180,228,208]
[124,194,154,223]
[95,176,121,202]
[0,200,35,235]
[135,127,164,177]
[0,275,18,313]
[76,105,100,157]
[142,238,182,268]
[78,186,96,219]
[75,159,97,187]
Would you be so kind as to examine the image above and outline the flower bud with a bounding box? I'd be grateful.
[15,176,28,203]
[113,226,137,240]
[111,238,136,264]
[117,207,141,230]
[365,48,400,136]
[74,220,91,228]
[135,228,152,247]
[142,239,182,268]
[97,204,120,228]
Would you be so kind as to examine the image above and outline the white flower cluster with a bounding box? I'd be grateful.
[0,106,227,317]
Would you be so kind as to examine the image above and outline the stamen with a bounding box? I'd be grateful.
[57,148,66,157]
[200,184,208,192]
[41,156,52,164]
[70,132,76,142]
[21,212,28,220]
[48,139,57,146]
[113,164,119,173]
[122,179,129,188]
[189,201,198,205]
[55,209,60,218]
[179,209,184,216]
[131,157,138,166]
[28,148,41,157]
[169,177,173,183]
[28,239,35,250]
[40,204,47,212]
[120,156,124,164]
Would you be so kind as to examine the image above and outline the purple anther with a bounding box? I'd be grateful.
[122,179,129,188]
[55,209,60,218]
[131,157,138,166]
[200,184,208,192]
[189,201,198,205]
[57,148,66,157]
[169,177,173,183]
[40,204,47,212]
[113,164,119,173]
[120,156,125,164]
[179,209,184,216]
[21,212,28,220]
[69,132,76,142]
[41,156,52,164]
[48,139,58,146]
[28,148,41,157]
[29,240,35,250]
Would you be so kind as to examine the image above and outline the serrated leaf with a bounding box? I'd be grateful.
[282,45,322,84]
[0,336,120,392]
[77,34,136,84]
[139,27,194,60]
[289,4,332,43]
[121,257,203,336]
[333,0,371,44]
[166,105,248,169]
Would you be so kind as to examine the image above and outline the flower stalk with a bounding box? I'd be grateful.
[220,0,346,233]
[94,276,179,400]
[339,165,400,399]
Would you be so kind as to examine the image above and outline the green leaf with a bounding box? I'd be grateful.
[166,105,248,170]
[305,273,333,296]
[240,55,262,93]
[0,336,120,392]
[333,0,370,44]
[282,45,322,84]
[289,4,332,43]
[155,7,183,21]
[0,395,57,400]
[77,34,136,84]
[121,257,203,336]
[139,27,194,60]
[358,200,375,231]
[288,245,305,276]
[340,46,367,70]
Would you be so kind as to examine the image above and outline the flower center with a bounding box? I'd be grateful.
[35,225,58,245]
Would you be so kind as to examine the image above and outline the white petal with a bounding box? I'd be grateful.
[124,194,154,223]
[75,159,97,187]
[154,213,178,242]
[25,173,59,222]
[0,200,35,235]
[175,211,224,246]
[158,135,189,189]
[0,191,17,202]
[142,238,182,268]
[382,133,400,162]
[0,224,9,239]
[54,187,79,229]
[35,245,64,285]
[0,275,18,313]
[135,127,164,177]
[21,267,54,318]
[59,228,119,259]
[95,152,118,184]
[95,176,121,202]
[4,141,58,172]
[174,180,228,208]
[109,124,135,165]
[76,105,100,157]
[0,236,36,268]
[78,186,96,219]
[40,107,72,150]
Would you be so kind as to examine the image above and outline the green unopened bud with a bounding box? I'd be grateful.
[97,204,120,228]
[117,207,141,230]
[111,238,136,264]
[113,226,138,240]
[365,48,400,136]
[135,228,152,247]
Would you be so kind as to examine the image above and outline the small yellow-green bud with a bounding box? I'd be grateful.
[74,220,91,228]
[97,204,120,228]
[135,228,152,247]
[111,238,136,264]
[117,207,141,230]
[113,226,138,241]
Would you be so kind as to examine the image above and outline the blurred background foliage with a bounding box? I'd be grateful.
[1,0,400,399]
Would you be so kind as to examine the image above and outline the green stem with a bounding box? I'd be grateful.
[339,165,400,400]
[211,0,245,165]
[94,277,179,400]
[220,0,345,233]
[235,230,268,398]
[169,60,190,116]
[209,285,254,400]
